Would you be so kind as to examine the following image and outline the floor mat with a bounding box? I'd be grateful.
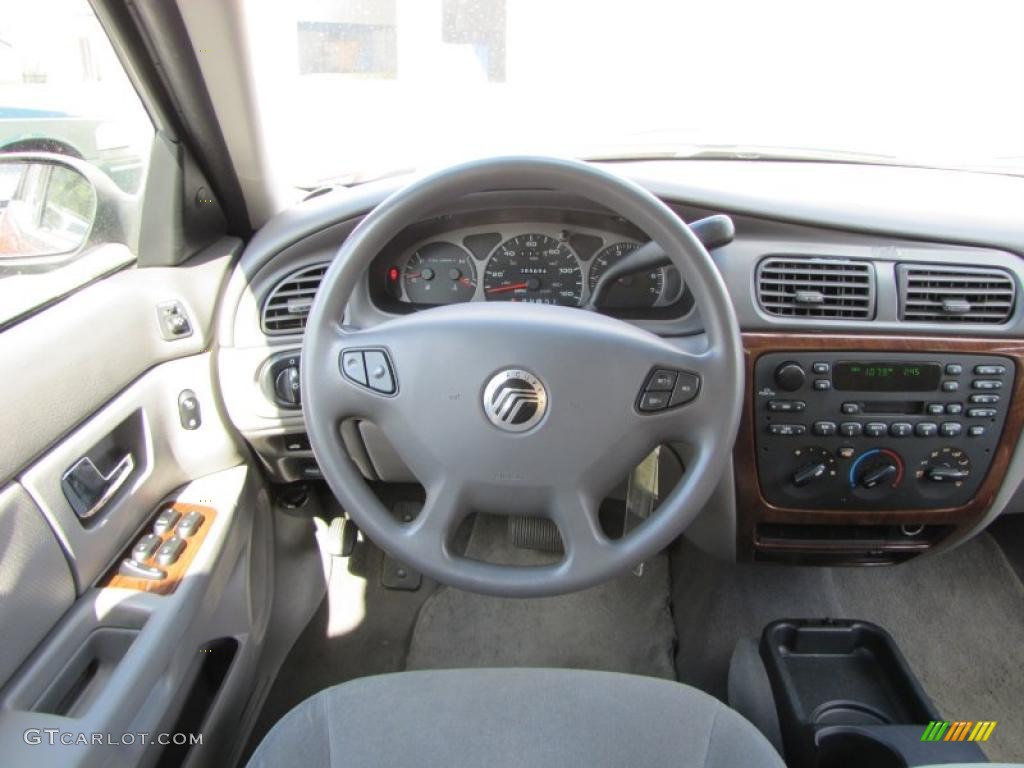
[406,515,676,678]
[672,533,1024,763]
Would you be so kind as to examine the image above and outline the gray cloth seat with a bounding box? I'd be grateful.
[248,668,785,767]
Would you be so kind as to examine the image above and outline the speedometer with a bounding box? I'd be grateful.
[483,234,582,306]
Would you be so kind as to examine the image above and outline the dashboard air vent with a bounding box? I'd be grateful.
[756,257,875,319]
[898,265,1015,324]
[261,264,328,334]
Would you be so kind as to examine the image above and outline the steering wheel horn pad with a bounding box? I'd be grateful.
[302,157,743,597]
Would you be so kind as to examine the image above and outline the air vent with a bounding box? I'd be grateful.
[756,257,875,319]
[898,265,1015,324]
[261,264,328,334]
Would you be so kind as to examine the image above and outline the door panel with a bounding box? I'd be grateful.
[0,484,75,689]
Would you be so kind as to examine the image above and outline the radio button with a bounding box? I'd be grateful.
[814,421,837,436]
[890,423,913,438]
[942,381,960,392]
[926,403,945,416]
[973,379,1002,390]
[769,424,806,436]
[945,363,963,375]
[974,365,1006,376]
[841,402,861,415]
[812,362,831,374]
[940,422,963,437]
[968,426,986,437]
[970,394,1000,405]
[967,408,997,418]
[768,400,806,412]
[864,422,888,437]
[840,422,863,437]
[945,403,963,415]
[915,422,939,438]
[813,379,832,391]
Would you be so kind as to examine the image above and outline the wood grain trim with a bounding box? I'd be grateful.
[103,503,217,595]
[734,333,1024,561]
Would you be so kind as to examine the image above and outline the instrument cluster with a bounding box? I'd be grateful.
[375,220,687,315]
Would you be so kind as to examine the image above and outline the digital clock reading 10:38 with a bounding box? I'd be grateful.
[833,361,942,392]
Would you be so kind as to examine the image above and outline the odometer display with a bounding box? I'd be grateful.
[483,234,582,306]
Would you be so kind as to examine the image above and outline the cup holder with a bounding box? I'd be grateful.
[815,730,906,768]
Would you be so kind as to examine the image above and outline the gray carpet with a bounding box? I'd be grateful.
[407,515,677,678]
[673,533,1024,763]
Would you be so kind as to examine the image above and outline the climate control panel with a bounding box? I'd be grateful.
[754,352,1013,510]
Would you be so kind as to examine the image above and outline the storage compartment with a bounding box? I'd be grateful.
[33,628,138,717]
[759,619,959,768]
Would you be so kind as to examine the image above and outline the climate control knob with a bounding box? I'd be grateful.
[774,362,807,392]
[850,449,904,491]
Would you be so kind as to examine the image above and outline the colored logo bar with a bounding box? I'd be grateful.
[921,721,997,742]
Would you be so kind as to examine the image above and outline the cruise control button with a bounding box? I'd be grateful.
[341,351,368,386]
[974,365,1006,375]
[640,391,671,411]
[769,424,806,436]
[973,379,1002,390]
[864,422,887,437]
[646,370,677,392]
[364,350,396,394]
[814,421,837,436]
[940,422,962,437]
[839,422,863,437]
[915,422,938,437]
[967,408,997,418]
[889,422,912,437]
[669,373,700,406]
[155,536,186,567]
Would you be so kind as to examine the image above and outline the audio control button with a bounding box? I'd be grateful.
[945,363,963,375]
[769,424,806,436]
[968,426,985,437]
[973,379,1002,390]
[814,421,837,436]
[945,403,963,415]
[942,381,960,392]
[974,365,1006,375]
[926,403,945,415]
[812,362,831,374]
[890,422,913,438]
[967,408,997,418]
[864,423,888,437]
[841,402,861,415]
[969,394,1000,404]
[915,422,938,437]
[768,400,806,412]
[940,422,962,437]
[813,379,832,391]
[840,422,863,437]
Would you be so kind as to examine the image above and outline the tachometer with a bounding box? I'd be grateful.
[403,242,477,305]
[588,242,664,308]
[483,234,582,306]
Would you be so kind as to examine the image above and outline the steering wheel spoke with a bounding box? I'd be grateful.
[549,485,612,566]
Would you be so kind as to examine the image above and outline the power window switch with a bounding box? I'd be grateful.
[153,508,181,535]
[176,511,205,538]
[131,534,162,562]
[155,536,186,566]
[119,558,166,581]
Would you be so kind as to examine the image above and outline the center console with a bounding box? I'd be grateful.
[753,352,1012,511]
[734,334,1024,564]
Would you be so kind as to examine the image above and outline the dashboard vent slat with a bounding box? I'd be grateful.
[898,264,1016,324]
[756,257,875,320]
[261,264,329,335]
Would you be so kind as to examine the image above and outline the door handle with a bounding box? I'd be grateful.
[61,453,135,520]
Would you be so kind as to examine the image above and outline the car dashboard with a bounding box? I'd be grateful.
[217,159,1024,568]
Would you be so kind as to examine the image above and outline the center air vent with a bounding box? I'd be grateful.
[261,264,328,335]
[756,257,875,319]
[898,264,1015,324]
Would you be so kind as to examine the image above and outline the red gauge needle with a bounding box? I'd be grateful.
[486,282,530,294]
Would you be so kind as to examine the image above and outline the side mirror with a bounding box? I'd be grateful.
[0,153,135,260]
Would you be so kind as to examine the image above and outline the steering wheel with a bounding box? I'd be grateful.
[302,157,743,597]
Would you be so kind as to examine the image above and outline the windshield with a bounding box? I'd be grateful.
[246,0,1024,188]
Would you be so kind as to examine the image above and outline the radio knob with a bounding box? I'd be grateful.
[774,362,807,392]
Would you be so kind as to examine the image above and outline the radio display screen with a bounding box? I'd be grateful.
[833,361,942,391]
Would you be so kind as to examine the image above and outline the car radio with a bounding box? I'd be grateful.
[753,352,1013,510]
